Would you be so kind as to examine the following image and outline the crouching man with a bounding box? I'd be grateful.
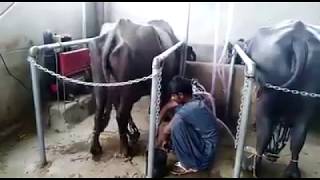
[157,76,219,175]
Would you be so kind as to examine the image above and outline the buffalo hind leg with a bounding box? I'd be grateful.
[254,93,276,178]
[90,87,111,157]
[115,99,134,158]
[283,113,311,178]
[253,89,280,177]
[254,115,273,177]
[114,101,140,150]
[127,115,140,145]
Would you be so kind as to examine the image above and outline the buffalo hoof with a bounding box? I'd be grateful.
[253,166,262,178]
[283,162,301,178]
[90,144,102,156]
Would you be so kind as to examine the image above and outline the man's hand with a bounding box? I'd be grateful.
[161,140,170,152]
[166,100,179,109]
[159,123,172,152]
[156,121,173,151]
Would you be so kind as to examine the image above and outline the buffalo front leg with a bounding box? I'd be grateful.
[90,87,108,157]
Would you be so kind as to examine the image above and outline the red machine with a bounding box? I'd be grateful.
[59,48,91,76]
[50,48,92,98]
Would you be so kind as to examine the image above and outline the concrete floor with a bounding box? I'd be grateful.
[0,96,319,178]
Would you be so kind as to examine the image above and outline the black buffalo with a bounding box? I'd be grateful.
[227,20,320,178]
[88,19,184,158]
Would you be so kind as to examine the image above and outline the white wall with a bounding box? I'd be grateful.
[228,2,320,42]
[0,2,95,129]
[0,2,84,49]
[105,2,320,61]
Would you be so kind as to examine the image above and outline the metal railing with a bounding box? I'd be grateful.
[28,38,95,167]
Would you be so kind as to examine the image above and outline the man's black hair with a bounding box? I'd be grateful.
[169,76,193,95]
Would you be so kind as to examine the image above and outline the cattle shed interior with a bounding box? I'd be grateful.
[0,2,320,178]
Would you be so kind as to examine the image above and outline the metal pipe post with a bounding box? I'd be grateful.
[146,41,184,178]
[179,2,191,76]
[233,76,254,178]
[82,2,87,39]
[232,44,256,178]
[146,57,161,178]
[29,56,47,167]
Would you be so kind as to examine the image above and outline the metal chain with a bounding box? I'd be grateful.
[235,77,249,149]
[27,57,155,87]
[234,81,320,149]
[155,68,163,129]
[265,83,320,98]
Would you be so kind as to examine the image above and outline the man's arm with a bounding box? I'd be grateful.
[159,100,178,122]
[163,115,175,135]
[156,100,178,149]
[160,114,182,150]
